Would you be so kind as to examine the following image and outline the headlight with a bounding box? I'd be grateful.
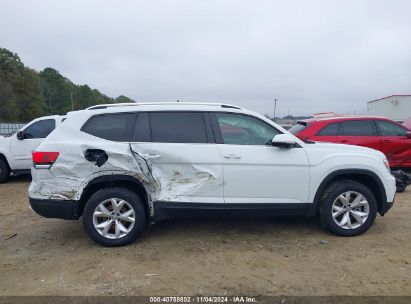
[383,159,390,172]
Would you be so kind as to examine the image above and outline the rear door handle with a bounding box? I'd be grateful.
[383,140,391,144]
[141,153,161,159]
[223,154,241,159]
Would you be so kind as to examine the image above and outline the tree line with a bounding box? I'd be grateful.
[0,48,134,122]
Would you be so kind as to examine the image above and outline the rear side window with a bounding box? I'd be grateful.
[83,113,136,141]
[289,122,307,135]
[316,122,340,136]
[149,112,208,143]
[23,119,55,139]
[376,120,408,136]
[339,120,375,136]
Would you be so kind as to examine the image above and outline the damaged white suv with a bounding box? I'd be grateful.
[28,103,396,246]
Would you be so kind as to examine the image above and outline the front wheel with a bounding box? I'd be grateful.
[82,187,147,246]
[0,158,10,183]
[319,180,377,236]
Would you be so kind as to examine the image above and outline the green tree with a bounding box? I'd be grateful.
[0,47,135,121]
[39,67,74,114]
[115,95,135,103]
[0,70,18,121]
[0,48,46,122]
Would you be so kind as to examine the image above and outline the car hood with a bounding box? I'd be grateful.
[0,135,11,148]
[304,141,386,160]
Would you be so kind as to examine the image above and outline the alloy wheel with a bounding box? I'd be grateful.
[92,198,136,239]
[331,191,369,229]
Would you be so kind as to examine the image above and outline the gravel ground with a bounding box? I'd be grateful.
[0,174,410,296]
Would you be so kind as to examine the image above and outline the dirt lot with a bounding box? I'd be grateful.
[0,175,410,296]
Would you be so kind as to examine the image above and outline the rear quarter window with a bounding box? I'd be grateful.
[316,122,340,136]
[289,122,308,135]
[82,113,136,141]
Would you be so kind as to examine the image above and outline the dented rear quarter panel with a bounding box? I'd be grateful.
[29,109,224,207]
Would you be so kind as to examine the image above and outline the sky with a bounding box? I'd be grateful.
[1,0,411,117]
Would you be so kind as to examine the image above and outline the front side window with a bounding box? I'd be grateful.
[82,113,136,141]
[215,113,280,145]
[149,112,208,143]
[23,119,55,139]
[339,120,375,136]
[376,120,408,136]
[316,122,340,136]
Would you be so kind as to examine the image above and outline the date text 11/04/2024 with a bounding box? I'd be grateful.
[149,296,257,303]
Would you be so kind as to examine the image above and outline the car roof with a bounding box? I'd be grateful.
[302,115,388,123]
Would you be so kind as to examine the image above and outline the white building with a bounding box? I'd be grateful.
[367,95,411,122]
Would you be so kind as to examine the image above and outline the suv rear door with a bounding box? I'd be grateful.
[211,112,310,210]
[375,119,411,167]
[337,119,381,150]
[129,111,224,207]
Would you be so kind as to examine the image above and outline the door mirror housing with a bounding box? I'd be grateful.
[16,131,24,140]
[272,134,297,148]
[406,131,411,138]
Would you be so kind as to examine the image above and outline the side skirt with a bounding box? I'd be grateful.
[152,201,311,221]
[12,169,31,175]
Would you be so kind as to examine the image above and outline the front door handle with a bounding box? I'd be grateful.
[383,140,391,144]
[223,154,241,159]
[141,153,161,159]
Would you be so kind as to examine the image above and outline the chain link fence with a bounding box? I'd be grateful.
[0,123,26,136]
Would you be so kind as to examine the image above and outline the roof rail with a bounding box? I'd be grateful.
[86,102,244,110]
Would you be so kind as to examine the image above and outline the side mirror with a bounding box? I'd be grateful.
[16,131,24,140]
[406,131,411,138]
[272,134,297,148]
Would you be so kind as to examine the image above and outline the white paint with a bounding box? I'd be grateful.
[28,103,396,216]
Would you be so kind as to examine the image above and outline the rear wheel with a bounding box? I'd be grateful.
[82,187,147,246]
[320,180,377,236]
[0,158,10,183]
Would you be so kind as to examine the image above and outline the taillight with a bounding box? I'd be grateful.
[32,151,60,165]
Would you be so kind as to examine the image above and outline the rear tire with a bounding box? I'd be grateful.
[0,158,10,183]
[319,180,377,236]
[82,187,147,247]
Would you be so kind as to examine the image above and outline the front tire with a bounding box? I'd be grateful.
[319,180,377,236]
[82,187,147,246]
[0,158,10,183]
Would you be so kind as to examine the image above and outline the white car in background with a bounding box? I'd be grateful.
[28,102,396,246]
[0,115,65,182]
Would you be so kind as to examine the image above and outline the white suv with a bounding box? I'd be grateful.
[0,115,65,182]
[28,103,396,246]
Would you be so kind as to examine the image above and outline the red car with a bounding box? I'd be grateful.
[289,116,411,168]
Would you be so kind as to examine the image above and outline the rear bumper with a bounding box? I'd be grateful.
[29,198,80,220]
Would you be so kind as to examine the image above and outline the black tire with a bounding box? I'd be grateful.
[0,158,10,183]
[82,187,147,247]
[319,179,377,236]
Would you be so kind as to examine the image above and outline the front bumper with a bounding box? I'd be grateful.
[29,198,80,220]
[379,200,394,216]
